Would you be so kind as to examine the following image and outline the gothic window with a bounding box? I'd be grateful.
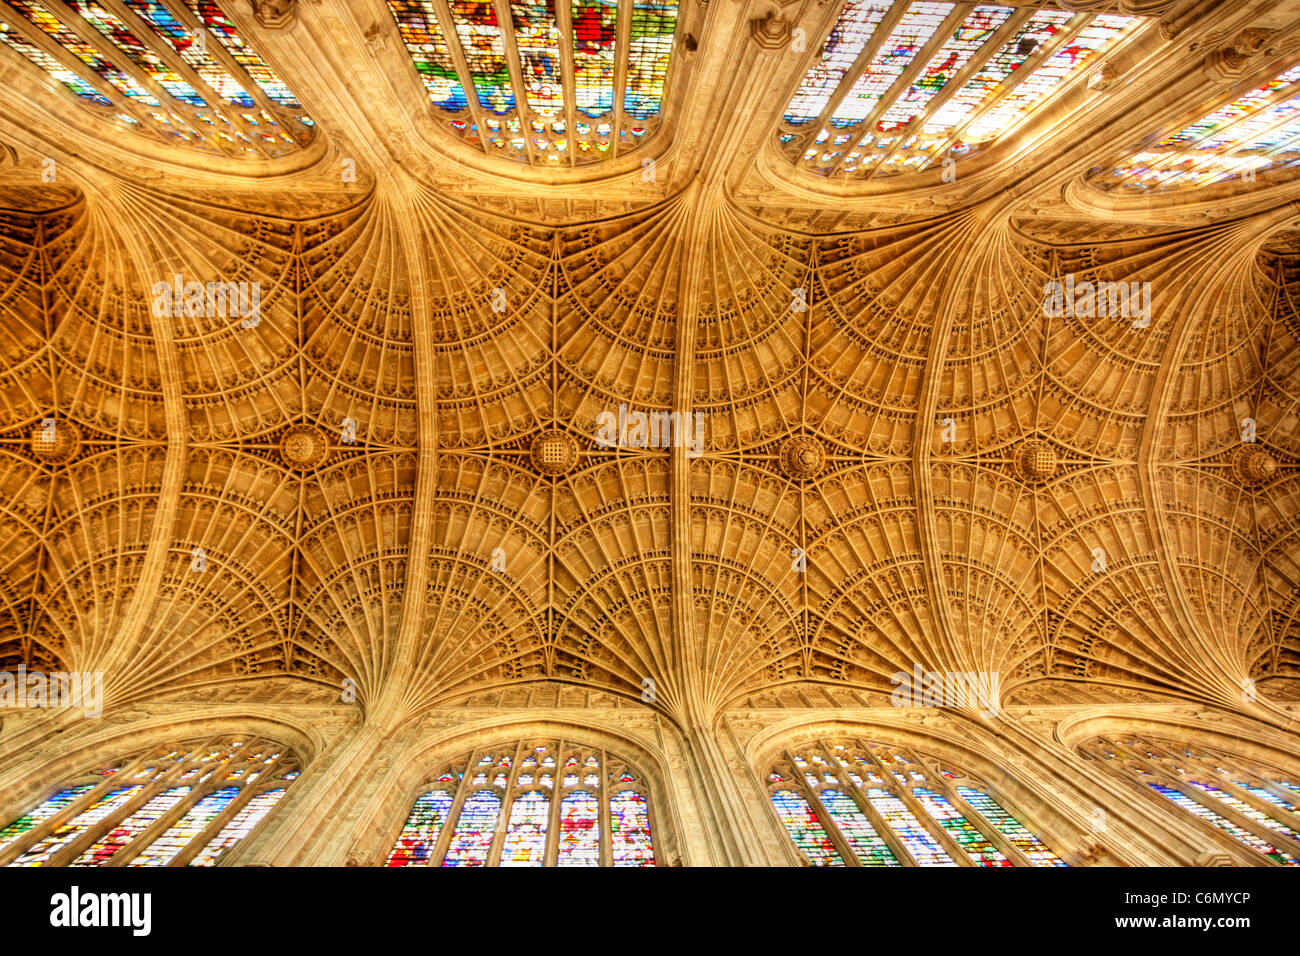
[1088,62,1300,191]
[0,0,313,157]
[386,739,657,866]
[778,1,1142,179]
[0,735,301,867]
[1082,735,1300,866]
[767,739,1066,866]
[385,0,680,165]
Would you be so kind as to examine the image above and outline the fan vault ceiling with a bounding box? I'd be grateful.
[0,0,1297,744]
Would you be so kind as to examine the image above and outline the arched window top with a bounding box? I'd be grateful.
[0,735,302,867]
[777,1,1142,180]
[386,0,681,166]
[767,737,1065,867]
[0,0,313,159]
[1082,734,1300,866]
[386,738,657,866]
[1087,62,1300,193]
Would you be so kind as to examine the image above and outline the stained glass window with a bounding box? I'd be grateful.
[557,790,601,865]
[1090,63,1300,192]
[1085,735,1300,866]
[386,740,657,866]
[385,0,680,164]
[768,738,1066,866]
[778,1,1143,178]
[0,736,302,867]
[0,0,312,156]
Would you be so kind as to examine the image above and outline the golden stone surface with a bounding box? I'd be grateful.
[530,429,579,476]
[279,424,330,469]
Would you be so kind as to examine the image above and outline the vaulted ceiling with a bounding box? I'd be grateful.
[0,0,1298,734]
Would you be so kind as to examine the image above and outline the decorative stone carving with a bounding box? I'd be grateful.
[363,20,391,53]
[1204,29,1277,82]
[1016,439,1057,483]
[1087,63,1120,91]
[279,424,330,470]
[750,10,791,51]
[530,429,579,476]
[1231,445,1276,487]
[778,435,824,479]
[31,419,81,464]
[1194,851,1235,866]
[252,0,297,29]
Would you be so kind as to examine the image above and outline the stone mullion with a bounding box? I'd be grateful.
[485,740,527,866]
[542,741,566,867]
[885,771,976,867]
[99,0,245,130]
[902,747,1032,867]
[555,0,579,164]
[429,749,485,867]
[942,781,1034,867]
[0,748,157,867]
[786,748,860,867]
[491,0,539,165]
[1112,77,1300,191]
[798,0,909,154]
[1194,774,1300,839]
[841,773,916,867]
[46,0,266,160]
[909,747,1033,866]
[599,747,614,866]
[927,13,1094,162]
[163,0,299,138]
[1215,755,1300,822]
[1146,743,1300,842]
[103,780,212,867]
[798,783,861,867]
[105,743,259,867]
[0,6,166,135]
[609,0,631,161]
[429,0,496,153]
[854,746,926,867]
[169,761,291,868]
[1116,743,1299,861]
[827,3,971,178]
[44,743,201,867]
[873,8,1032,176]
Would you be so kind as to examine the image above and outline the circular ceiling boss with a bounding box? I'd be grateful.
[531,429,579,476]
[31,418,82,464]
[1016,439,1058,483]
[779,435,824,480]
[279,424,331,470]
[1232,444,1277,487]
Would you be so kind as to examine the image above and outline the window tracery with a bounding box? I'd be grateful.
[386,739,656,866]
[767,738,1066,866]
[386,0,679,165]
[1088,62,1300,191]
[0,735,302,867]
[0,0,313,157]
[778,1,1141,179]
[1082,735,1300,866]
